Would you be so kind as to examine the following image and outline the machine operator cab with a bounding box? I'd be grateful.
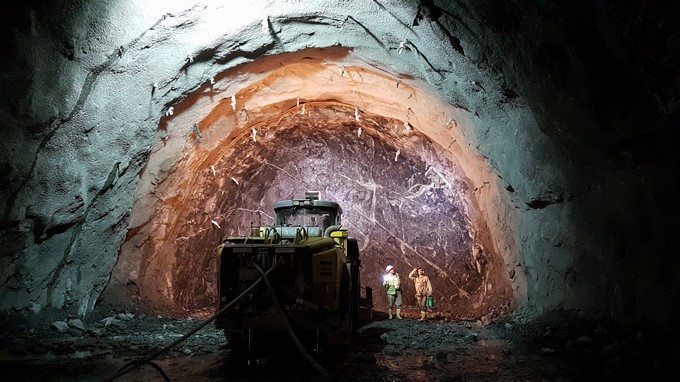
[273,191,342,237]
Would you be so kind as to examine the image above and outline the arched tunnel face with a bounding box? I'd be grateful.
[151,105,510,316]
[115,55,513,319]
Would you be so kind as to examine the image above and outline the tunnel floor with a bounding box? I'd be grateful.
[0,306,674,382]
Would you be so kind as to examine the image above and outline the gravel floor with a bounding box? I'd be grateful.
[0,306,676,381]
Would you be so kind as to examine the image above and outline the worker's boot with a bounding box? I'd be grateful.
[396,308,402,319]
[388,309,393,320]
[419,311,427,321]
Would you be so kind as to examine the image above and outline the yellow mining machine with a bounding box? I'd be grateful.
[214,192,371,355]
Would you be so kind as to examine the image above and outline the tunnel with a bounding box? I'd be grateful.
[1,0,679,380]
[112,49,514,320]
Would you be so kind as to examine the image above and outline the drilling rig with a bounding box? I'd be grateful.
[214,192,370,355]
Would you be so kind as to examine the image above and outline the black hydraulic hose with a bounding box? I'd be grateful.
[253,263,328,376]
[98,259,280,382]
[116,359,170,382]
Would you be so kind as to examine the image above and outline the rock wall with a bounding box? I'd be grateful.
[0,0,677,333]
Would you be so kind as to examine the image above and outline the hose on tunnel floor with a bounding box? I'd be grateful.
[115,359,170,382]
[253,263,329,377]
[98,259,281,382]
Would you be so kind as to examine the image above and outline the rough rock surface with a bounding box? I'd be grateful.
[117,103,512,320]
[0,0,678,349]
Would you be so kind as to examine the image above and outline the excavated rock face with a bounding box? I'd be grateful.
[126,101,511,319]
[0,0,678,333]
[111,52,514,319]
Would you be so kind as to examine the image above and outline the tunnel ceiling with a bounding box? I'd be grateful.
[0,0,678,333]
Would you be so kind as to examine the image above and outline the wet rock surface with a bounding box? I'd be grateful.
[0,306,675,381]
